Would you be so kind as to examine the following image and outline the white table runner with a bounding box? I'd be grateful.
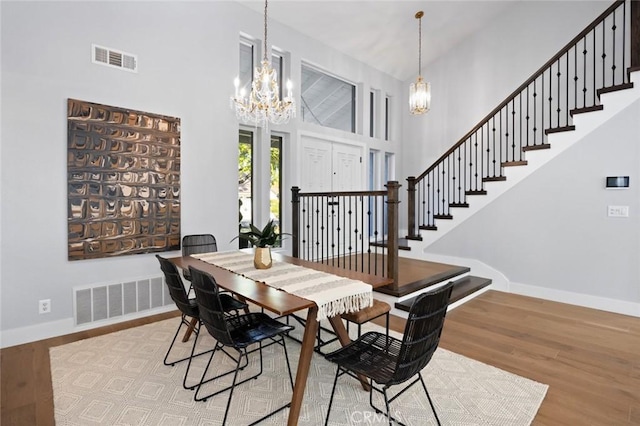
[192,251,373,321]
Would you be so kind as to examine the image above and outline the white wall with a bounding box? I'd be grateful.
[0,1,403,347]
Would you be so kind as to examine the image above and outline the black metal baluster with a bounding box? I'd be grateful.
[373,194,378,275]
[565,53,569,126]
[526,85,530,148]
[622,1,627,84]
[611,9,617,85]
[504,103,509,163]
[593,29,596,104]
[602,19,607,88]
[557,58,561,127]
[548,65,553,129]
[491,116,496,175]
[518,92,522,161]
[348,196,352,270]
[583,36,588,107]
[574,45,578,109]
[533,79,538,145]
[511,99,516,161]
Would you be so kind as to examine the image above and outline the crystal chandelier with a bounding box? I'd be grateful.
[409,11,431,115]
[231,0,295,126]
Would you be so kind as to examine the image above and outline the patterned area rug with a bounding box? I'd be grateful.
[50,317,548,425]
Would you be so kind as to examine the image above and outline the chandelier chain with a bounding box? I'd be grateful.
[263,0,268,61]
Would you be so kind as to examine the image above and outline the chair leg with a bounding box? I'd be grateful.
[382,388,393,426]
[221,350,245,425]
[163,314,188,366]
[324,366,342,426]
[419,372,442,426]
[280,336,294,389]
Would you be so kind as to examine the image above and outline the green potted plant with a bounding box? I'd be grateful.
[232,220,288,269]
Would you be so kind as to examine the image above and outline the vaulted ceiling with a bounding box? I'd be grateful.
[236,0,517,81]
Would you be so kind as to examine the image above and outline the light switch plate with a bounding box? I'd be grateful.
[607,205,629,217]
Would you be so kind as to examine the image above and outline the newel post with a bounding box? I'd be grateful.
[406,176,417,239]
[632,0,640,71]
[385,181,400,292]
[291,186,300,258]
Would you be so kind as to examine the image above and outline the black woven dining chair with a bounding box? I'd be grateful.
[156,255,247,389]
[181,234,218,282]
[188,266,295,425]
[324,282,454,426]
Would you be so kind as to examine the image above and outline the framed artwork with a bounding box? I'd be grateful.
[67,99,181,260]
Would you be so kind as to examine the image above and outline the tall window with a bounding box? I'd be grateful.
[270,135,283,246]
[272,51,283,100]
[301,64,355,133]
[369,91,376,138]
[384,152,395,182]
[384,96,390,141]
[238,130,253,248]
[239,41,254,98]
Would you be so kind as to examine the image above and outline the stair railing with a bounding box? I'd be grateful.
[408,0,638,238]
[292,181,400,290]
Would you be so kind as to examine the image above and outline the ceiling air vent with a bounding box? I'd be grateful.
[92,44,138,73]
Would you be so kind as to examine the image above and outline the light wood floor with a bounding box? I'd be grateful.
[2,291,639,425]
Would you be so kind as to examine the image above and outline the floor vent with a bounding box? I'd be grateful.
[74,276,172,325]
[92,44,138,72]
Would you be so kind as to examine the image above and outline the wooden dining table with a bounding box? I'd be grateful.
[168,251,393,426]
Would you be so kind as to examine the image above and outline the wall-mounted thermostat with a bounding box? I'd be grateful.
[605,176,629,188]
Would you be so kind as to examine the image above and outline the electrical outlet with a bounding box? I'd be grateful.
[39,299,51,314]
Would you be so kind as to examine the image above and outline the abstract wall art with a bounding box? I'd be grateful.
[67,99,181,260]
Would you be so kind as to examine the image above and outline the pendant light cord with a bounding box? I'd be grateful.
[418,13,422,77]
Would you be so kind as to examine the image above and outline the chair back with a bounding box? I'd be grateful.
[156,255,196,317]
[182,234,218,256]
[390,282,454,386]
[188,266,235,346]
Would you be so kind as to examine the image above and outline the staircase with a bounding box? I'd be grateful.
[407,0,638,247]
[375,0,639,314]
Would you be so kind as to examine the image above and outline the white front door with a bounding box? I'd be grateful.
[300,135,364,192]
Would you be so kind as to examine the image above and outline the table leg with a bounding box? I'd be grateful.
[287,305,319,426]
[181,317,198,343]
[327,316,370,391]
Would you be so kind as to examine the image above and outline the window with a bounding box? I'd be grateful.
[272,51,283,100]
[384,152,395,182]
[369,91,376,138]
[239,41,254,98]
[270,135,283,246]
[384,96,390,141]
[238,130,253,248]
[301,64,355,133]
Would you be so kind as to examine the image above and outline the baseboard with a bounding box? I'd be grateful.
[0,305,177,349]
[509,282,640,318]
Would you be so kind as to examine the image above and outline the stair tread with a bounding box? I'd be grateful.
[369,238,411,251]
[394,276,492,311]
[483,176,507,182]
[376,264,470,297]
[545,125,575,135]
[597,82,634,96]
[522,143,551,152]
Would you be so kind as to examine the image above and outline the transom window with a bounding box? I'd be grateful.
[300,64,355,133]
